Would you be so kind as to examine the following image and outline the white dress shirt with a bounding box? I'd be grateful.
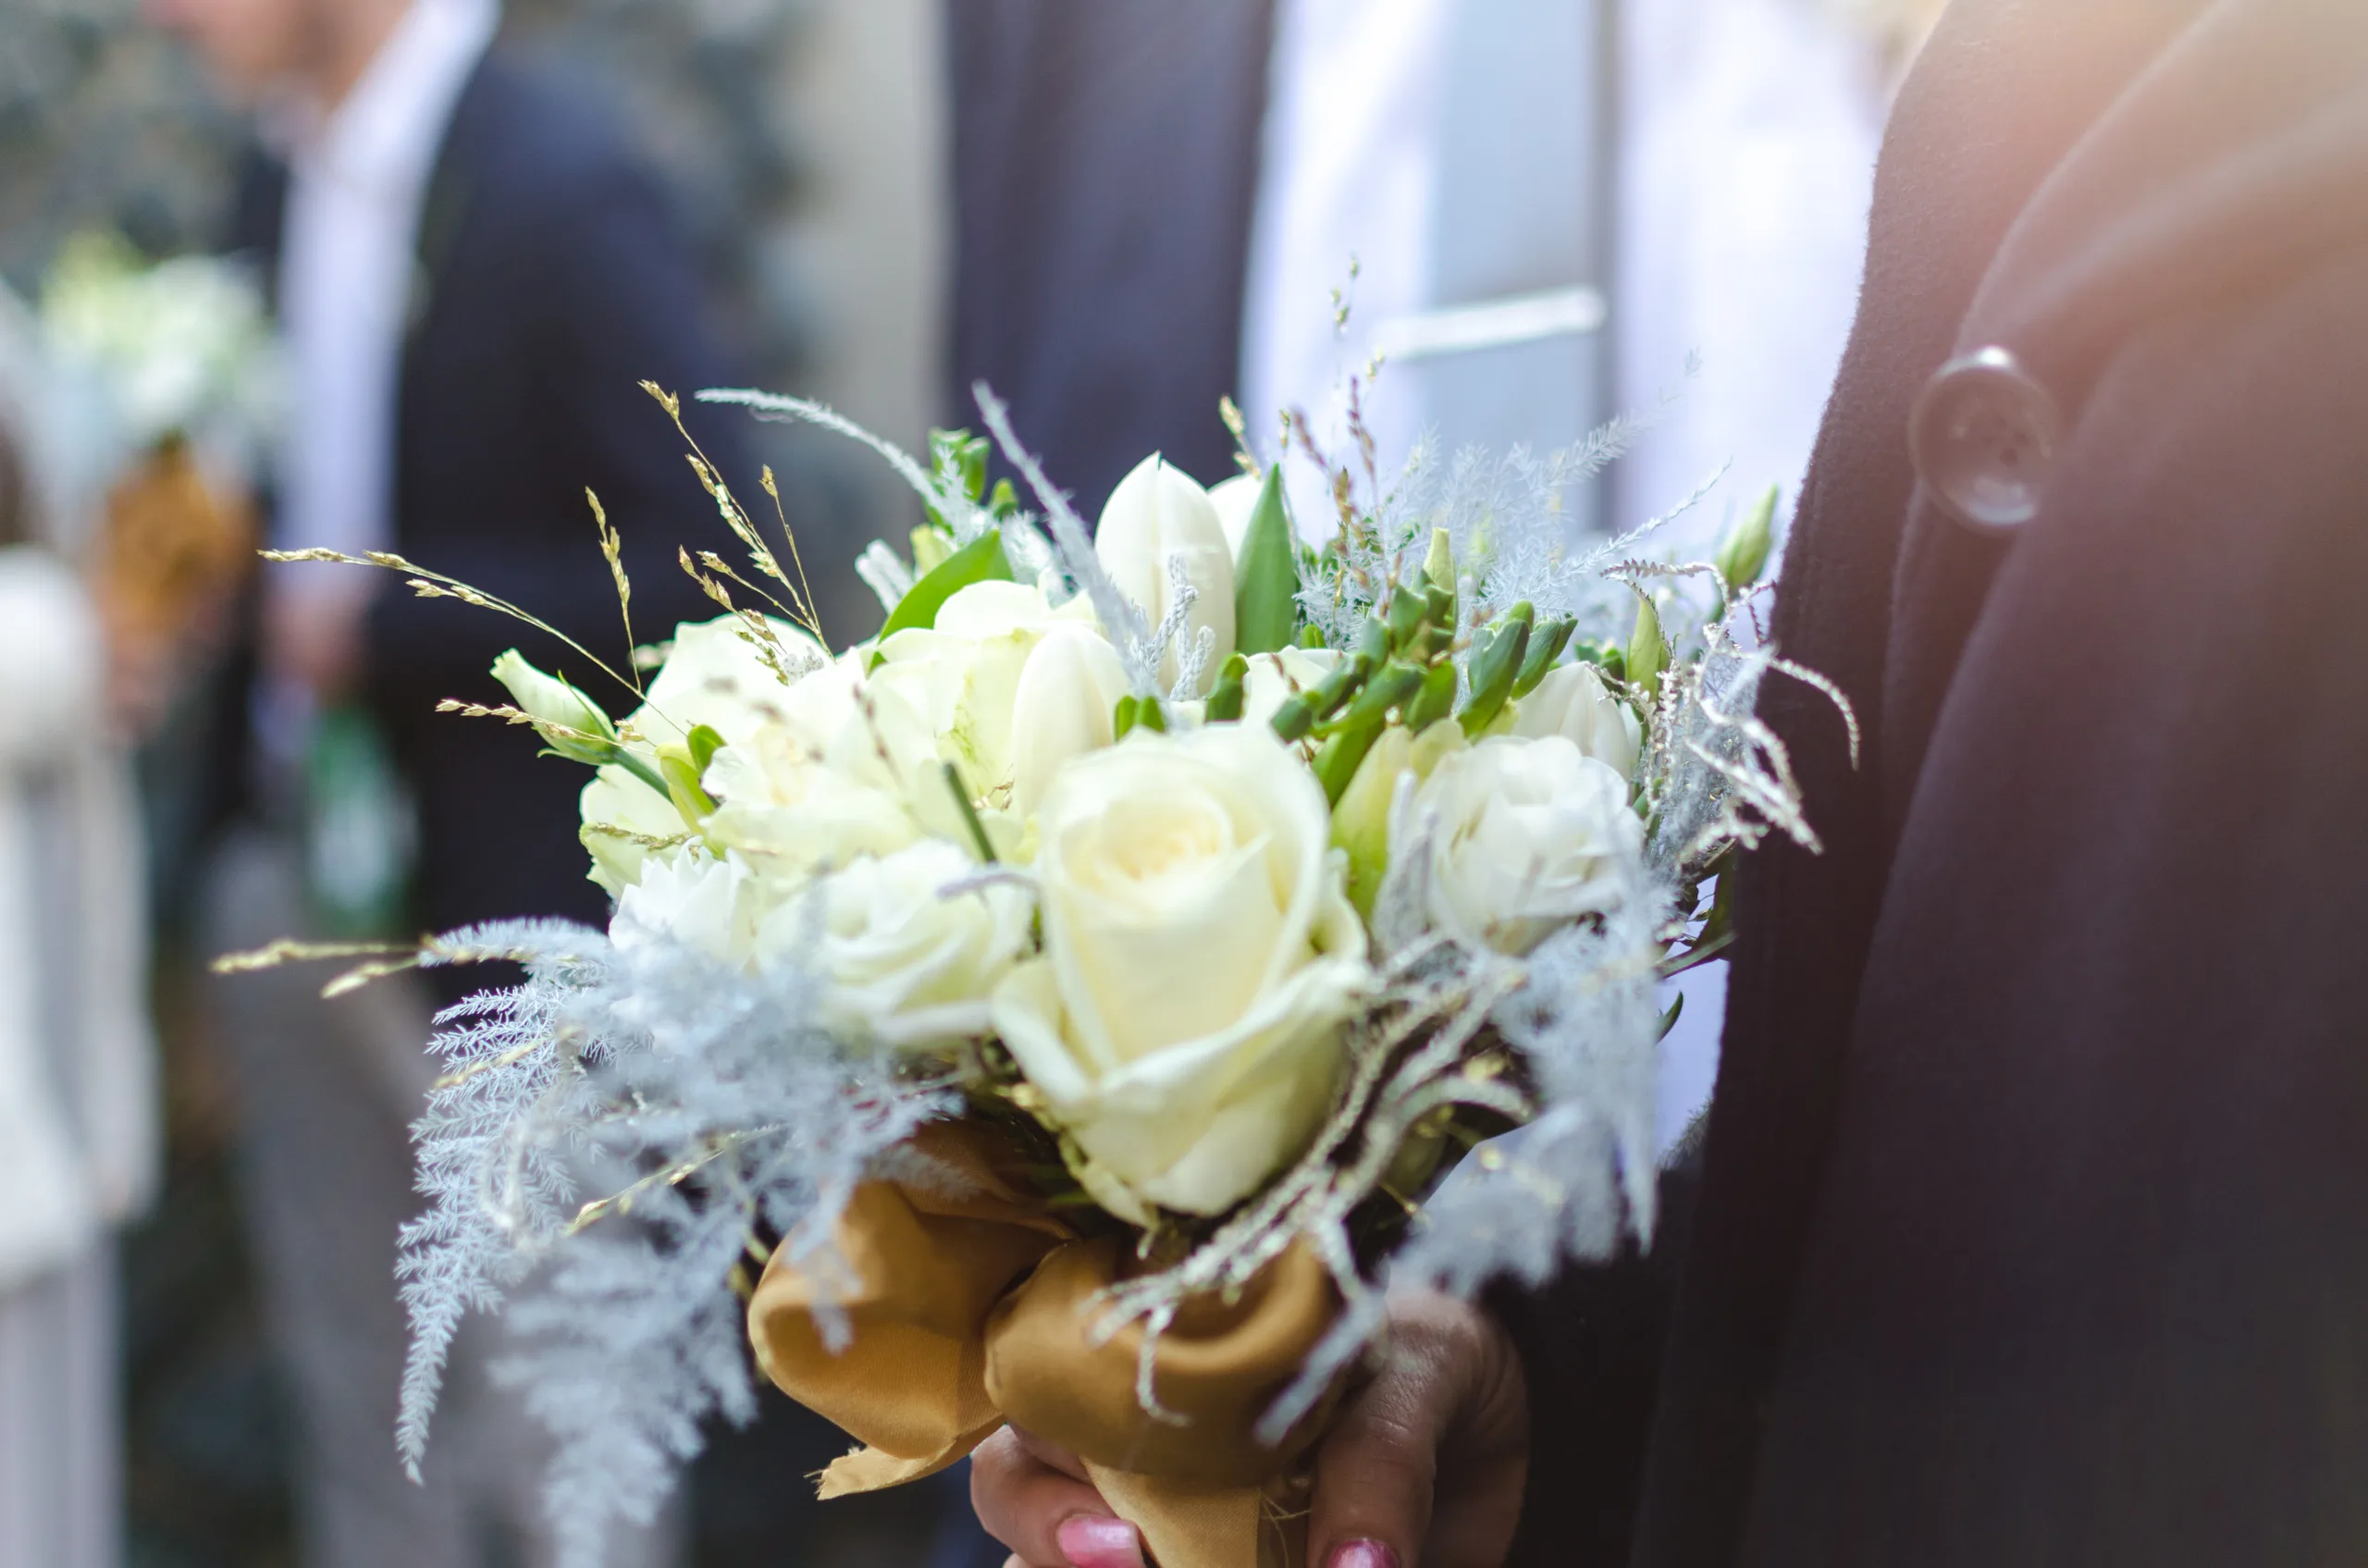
[272,0,496,578]
[1238,0,1888,1154]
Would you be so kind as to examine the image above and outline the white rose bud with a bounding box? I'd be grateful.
[1509,661,1643,781]
[992,723,1373,1221]
[491,648,618,764]
[1094,454,1237,696]
[1412,735,1643,956]
[758,838,1033,1050]
[1007,621,1131,818]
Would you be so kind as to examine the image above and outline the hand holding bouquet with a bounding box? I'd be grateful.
[228,381,1835,1568]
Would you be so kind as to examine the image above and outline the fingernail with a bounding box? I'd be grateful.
[1056,1513,1146,1568]
[1326,1542,1400,1568]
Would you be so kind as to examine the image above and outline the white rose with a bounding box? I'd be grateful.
[1509,661,1643,781]
[1411,735,1643,956]
[870,580,1116,820]
[610,847,760,969]
[578,614,811,895]
[1095,454,1236,696]
[701,649,954,889]
[757,838,1033,1049]
[991,723,1373,1221]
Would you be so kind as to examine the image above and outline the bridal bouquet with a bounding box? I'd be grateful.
[39,230,276,646]
[233,381,1833,1568]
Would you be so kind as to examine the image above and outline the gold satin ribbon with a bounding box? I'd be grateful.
[746,1121,1340,1568]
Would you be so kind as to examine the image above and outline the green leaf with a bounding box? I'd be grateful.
[684,723,725,775]
[871,529,1013,665]
[1232,464,1301,655]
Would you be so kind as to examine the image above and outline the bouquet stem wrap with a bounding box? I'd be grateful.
[748,1123,1342,1567]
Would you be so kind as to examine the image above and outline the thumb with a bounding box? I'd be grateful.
[1305,1292,1527,1568]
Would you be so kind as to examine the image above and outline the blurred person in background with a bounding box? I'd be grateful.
[0,284,165,1568]
[147,0,734,1561]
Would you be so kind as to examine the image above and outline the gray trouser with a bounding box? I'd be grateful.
[204,829,675,1568]
[0,1245,117,1568]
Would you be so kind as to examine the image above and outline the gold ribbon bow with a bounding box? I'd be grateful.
[746,1121,1342,1568]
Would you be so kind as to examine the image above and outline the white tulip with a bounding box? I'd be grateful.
[1509,662,1643,781]
[870,580,1104,819]
[1411,735,1643,956]
[758,839,1033,1050]
[1206,471,1264,562]
[991,723,1373,1221]
[1094,454,1236,696]
[490,649,615,759]
[1006,622,1131,818]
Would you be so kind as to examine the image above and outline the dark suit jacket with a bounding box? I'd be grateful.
[944,0,1273,512]
[1513,3,2368,1564]
[226,50,736,942]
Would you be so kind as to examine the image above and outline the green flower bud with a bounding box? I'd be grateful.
[1568,636,1625,684]
[1339,659,1425,731]
[1203,652,1250,722]
[1511,615,1577,699]
[1458,603,1532,737]
[1404,660,1459,732]
[1269,692,1317,744]
[1113,694,1168,738]
[1315,663,1424,805]
[1715,485,1778,592]
[986,476,1021,521]
[1628,595,1667,701]
[909,525,955,576]
[1423,526,1456,596]
[1387,581,1428,651]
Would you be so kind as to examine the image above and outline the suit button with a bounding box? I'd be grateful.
[1910,347,2060,533]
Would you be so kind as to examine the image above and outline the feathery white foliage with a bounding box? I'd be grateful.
[395,915,952,1568]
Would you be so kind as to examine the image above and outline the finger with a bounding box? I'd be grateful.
[969,1427,1146,1568]
[1309,1293,1528,1568]
[1307,1340,1455,1568]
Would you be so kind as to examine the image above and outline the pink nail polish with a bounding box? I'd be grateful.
[1055,1513,1146,1568]
[1326,1541,1401,1568]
